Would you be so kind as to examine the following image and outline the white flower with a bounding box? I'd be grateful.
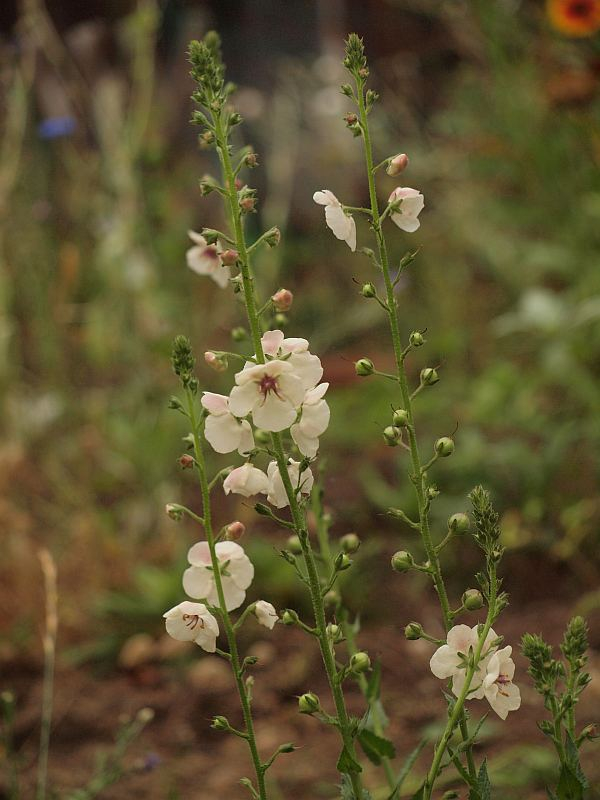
[482,645,521,720]
[313,189,356,251]
[291,383,330,457]
[254,600,278,630]
[229,360,305,432]
[260,330,323,391]
[201,392,254,455]
[430,624,497,700]
[267,459,314,508]
[186,230,230,288]
[182,541,254,612]
[163,601,219,652]
[388,187,424,233]
[223,463,269,498]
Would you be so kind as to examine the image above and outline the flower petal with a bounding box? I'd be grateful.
[228,382,258,417]
[182,565,214,599]
[430,644,460,679]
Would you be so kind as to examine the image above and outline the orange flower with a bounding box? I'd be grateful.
[547,0,600,37]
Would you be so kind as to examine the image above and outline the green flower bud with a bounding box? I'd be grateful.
[392,408,410,427]
[286,534,303,555]
[334,552,352,572]
[404,622,423,641]
[409,331,425,347]
[211,715,230,731]
[350,651,371,673]
[462,589,484,611]
[165,503,183,521]
[278,742,296,753]
[340,83,353,97]
[391,550,413,573]
[420,367,439,386]
[427,485,440,500]
[355,357,374,377]
[361,282,376,298]
[448,512,470,534]
[228,111,243,126]
[435,437,455,457]
[383,426,401,447]
[340,533,361,554]
[254,502,273,517]
[282,609,299,626]
[327,623,342,641]
[201,228,220,245]
[580,723,599,741]
[298,692,320,714]
[264,226,281,247]
[231,326,247,342]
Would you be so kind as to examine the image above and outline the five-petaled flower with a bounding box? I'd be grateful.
[291,383,330,457]
[482,645,521,719]
[430,624,497,698]
[201,392,254,455]
[313,189,356,252]
[267,459,314,508]
[254,600,278,630]
[183,541,254,611]
[259,330,323,391]
[186,230,230,288]
[388,187,424,233]
[229,360,305,432]
[163,601,219,652]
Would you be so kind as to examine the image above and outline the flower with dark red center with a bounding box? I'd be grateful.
[547,0,600,36]
[229,360,305,432]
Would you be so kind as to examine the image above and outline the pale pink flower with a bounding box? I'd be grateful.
[430,624,498,700]
[255,600,278,630]
[266,459,314,508]
[201,392,254,455]
[313,189,356,251]
[388,187,424,233]
[291,383,330,457]
[482,646,521,719]
[229,360,304,432]
[183,541,254,612]
[163,601,219,652]
[186,231,230,288]
[260,330,323,391]
[223,463,269,498]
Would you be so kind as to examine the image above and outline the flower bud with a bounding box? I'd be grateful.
[178,454,194,469]
[264,227,281,247]
[350,651,371,673]
[462,589,484,611]
[344,112,358,126]
[383,426,401,447]
[298,692,320,714]
[165,503,183,521]
[228,111,243,126]
[204,351,227,372]
[580,723,599,741]
[327,622,342,641]
[254,428,271,445]
[435,437,455,457]
[334,552,352,572]
[340,533,361,554]
[211,715,230,731]
[340,83,353,97]
[220,248,239,266]
[361,282,376,298]
[448,512,470,534]
[391,550,413,573]
[199,174,218,195]
[420,367,439,386]
[355,358,374,377]
[231,326,247,342]
[254,502,273,517]
[200,130,215,146]
[386,153,409,176]
[272,288,294,312]
[365,89,379,107]
[286,534,303,555]
[427,485,440,500]
[392,408,410,427]
[409,330,425,347]
[225,521,246,541]
[278,742,296,753]
[358,67,369,79]
[274,313,288,327]
[240,196,256,213]
[282,609,299,626]
[244,152,258,168]
[404,621,423,641]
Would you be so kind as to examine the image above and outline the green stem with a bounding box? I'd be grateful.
[213,112,365,799]
[185,389,267,800]
[355,79,477,788]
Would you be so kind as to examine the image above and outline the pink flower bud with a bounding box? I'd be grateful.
[204,351,227,372]
[386,153,409,176]
[220,249,239,266]
[240,196,256,212]
[178,454,194,469]
[235,178,243,191]
[225,521,246,541]
[271,288,293,312]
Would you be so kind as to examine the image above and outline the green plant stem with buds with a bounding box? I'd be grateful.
[184,388,267,800]
[349,42,479,792]
[208,93,366,800]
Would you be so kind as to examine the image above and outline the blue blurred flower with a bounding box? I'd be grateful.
[38,116,76,140]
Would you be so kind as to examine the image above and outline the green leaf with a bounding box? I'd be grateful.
[339,775,372,800]
[555,733,588,799]
[387,739,428,800]
[477,759,491,800]
[337,745,363,775]
[410,787,424,800]
[366,661,382,702]
[357,729,396,765]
